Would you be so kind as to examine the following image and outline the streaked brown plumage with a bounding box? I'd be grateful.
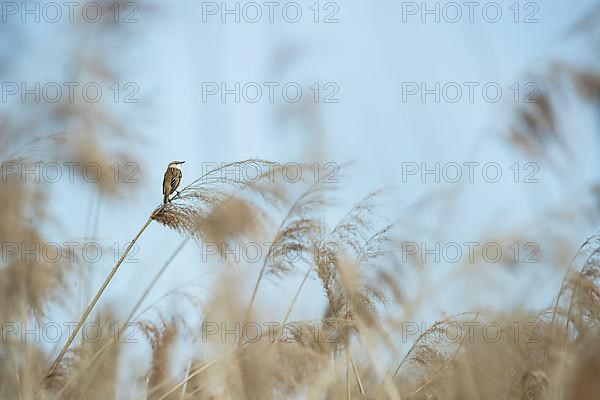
[162,161,184,204]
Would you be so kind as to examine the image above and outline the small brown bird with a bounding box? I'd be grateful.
[162,161,185,204]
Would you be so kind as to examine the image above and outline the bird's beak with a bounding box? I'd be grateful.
[179,161,186,164]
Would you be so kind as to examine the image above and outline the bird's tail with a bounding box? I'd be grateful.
[163,193,169,204]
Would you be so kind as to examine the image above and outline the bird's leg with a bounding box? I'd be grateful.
[176,190,181,196]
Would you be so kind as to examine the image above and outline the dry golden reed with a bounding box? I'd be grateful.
[4,140,600,399]
[4,6,600,399]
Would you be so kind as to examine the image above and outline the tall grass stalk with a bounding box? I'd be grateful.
[46,216,154,378]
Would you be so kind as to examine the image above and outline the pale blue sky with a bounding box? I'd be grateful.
[4,0,600,370]
[93,0,598,320]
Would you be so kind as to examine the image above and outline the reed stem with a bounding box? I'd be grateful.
[46,216,153,377]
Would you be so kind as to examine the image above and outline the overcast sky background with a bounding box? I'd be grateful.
[4,0,600,369]
[99,0,598,318]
